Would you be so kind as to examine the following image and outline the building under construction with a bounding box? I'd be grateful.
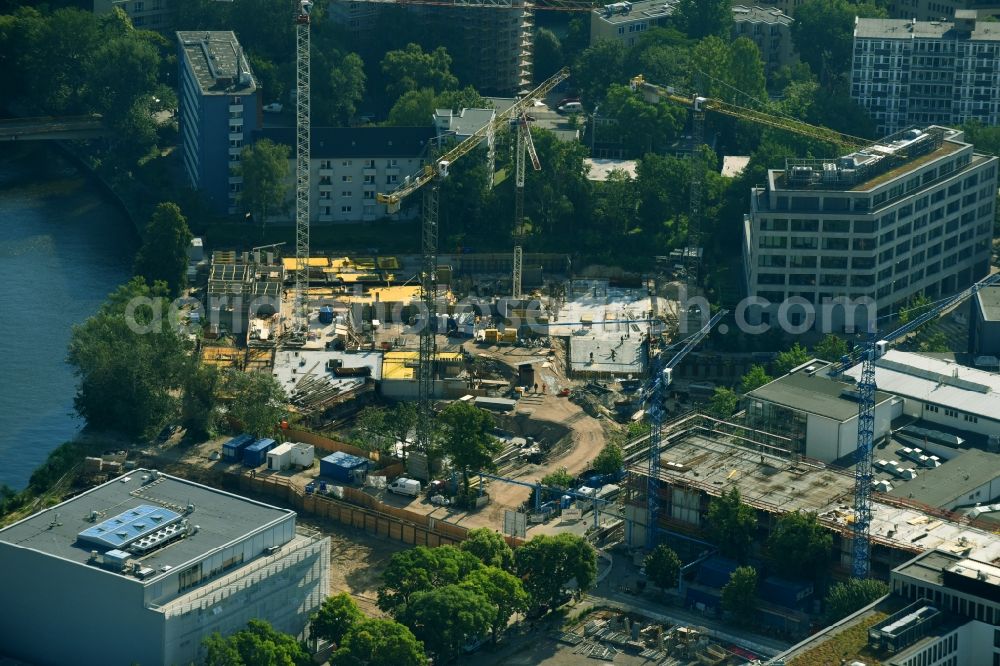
[625,413,1000,578]
[205,250,284,337]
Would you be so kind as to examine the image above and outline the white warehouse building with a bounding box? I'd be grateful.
[743,126,997,332]
[0,471,330,666]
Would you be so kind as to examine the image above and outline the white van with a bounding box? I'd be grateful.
[557,101,583,114]
[388,477,421,497]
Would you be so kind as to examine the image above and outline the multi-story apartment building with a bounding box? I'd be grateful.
[759,0,1000,18]
[94,0,171,30]
[732,4,796,76]
[253,126,437,223]
[590,0,677,48]
[743,126,997,331]
[0,470,329,666]
[177,31,259,215]
[852,13,1000,136]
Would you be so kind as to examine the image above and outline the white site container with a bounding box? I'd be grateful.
[267,443,293,471]
[289,442,315,468]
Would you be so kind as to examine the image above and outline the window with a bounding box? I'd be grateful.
[821,256,848,269]
[386,175,398,184]
[924,402,938,413]
[320,159,332,169]
[389,159,398,167]
[790,219,819,232]
[341,205,352,213]
[179,563,202,592]
[945,408,958,417]
[341,160,352,167]
[823,238,849,251]
[824,219,850,233]
[231,96,241,105]
[341,190,352,197]
[363,191,375,200]
[365,159,375,168]
[342,175,352,182]
[364,175,375,184]
[966,414,979,423]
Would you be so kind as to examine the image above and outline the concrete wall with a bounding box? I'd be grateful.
[805,413,841,462]
[943,475,1000,511]
[0,543,165,666]
[906,397,1000,439]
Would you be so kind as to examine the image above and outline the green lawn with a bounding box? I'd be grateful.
[787,612,887,666]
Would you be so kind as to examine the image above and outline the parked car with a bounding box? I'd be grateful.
[557,101,583,114]
[388,477,421,497]
[263,102,283,113]
[557,96,580,107]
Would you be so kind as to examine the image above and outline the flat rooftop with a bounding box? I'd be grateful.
[592,0,677,25]
[748,363,894,422]
[844,349,1000,421]
[434,108,495,139]
[732,4,792,25]
[177,31,257,96]
[631,420,1000,561]
[887,448,1000,508]
[976,286,1000,322]
[584,158,638,182]
[382,350,463,380]
[855,17,1000,41]
[273,349,383,396]
[0,471,291,583]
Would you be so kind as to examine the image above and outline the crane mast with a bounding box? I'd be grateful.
[292,1,311,342]
[512,110,540,299]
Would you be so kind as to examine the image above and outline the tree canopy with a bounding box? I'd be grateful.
[377,545,483,615]
[331,618,427,666]
[706,487,757,562]
[707,387,738,418]
[824,578,889,623]
[222,370,287,439]
[133,202,192,297]
[813,334,849,363]
[774,342,811,375]
[381,43,458,98]
[312,593,365,647]
[515,533,597,609]
[643,544,682,590]
[437,402,501,492]
[674,0,733,39]
[237,138,291,224]
[740,365,772,394]
[460,528,514,571]
[460,566,529,643]
[791,0,887,85]
[399,584,493,662]
[767,511,833,579]
[202,619,310,666]
[721,566,758,621]
[592,441,624,476]
[68,278,190,438]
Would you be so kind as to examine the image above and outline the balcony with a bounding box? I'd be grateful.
[229,104,243,113]
[363,167,377,176]
[385,167,400,176]
[229,132,243,142]
[319,168,334,177]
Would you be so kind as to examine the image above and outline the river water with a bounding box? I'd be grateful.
[0,146,136,489]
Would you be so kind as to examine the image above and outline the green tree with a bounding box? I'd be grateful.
[774,342,811,374]
[331,618,427,666]
[399,584,493,662]
[917,331,950,353]
[312,593,364,646]
[378,545,483,615]
[721,566,758,620]
[328,52,366,125]
[599,84,686,157]
[386,88,437,126]
[460,527,514,571]
[767,511,833,579]
[381,43,458,98]
[515,533,597,609]
[133,202,192,297]
[728,37,767,105]
[573,39,626,104]
[592,441,624,475]
[237,138,291,225]
[202,618,311,666]
[674,0,733,39]
[707,386,738,418]
[740,365,772,394]
[792,0,887,84]
[540,467,574,490]
[533,28,564,81]
[354,406,390,452]
[460,567,529,644]
[898,292,932,324]
[706,487,757,562]
[222,370,287,438]
[438,402,501,492]
[814,334,849,362]
[389,402,419,458]
[182,364,219,439]
[824,578,889,623]
[68,278,189,437]
[643,544,682,591]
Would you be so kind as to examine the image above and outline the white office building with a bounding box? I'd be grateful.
[253,126,437,223]
[743,126,997,331]
[852,12,1000,136]
[0,471,330,666]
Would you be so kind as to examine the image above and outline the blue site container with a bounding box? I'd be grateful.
[243,438,276,467]
[319,306,335,324]
[222,433,254,461]
[319,451,369,483]
[695,557,739,589]
[560,495,572,509]
[759,577,813,609]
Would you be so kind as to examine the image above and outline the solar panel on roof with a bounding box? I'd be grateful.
[77,505,183,550]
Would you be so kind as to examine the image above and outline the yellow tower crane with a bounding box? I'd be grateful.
[376,66,570,455]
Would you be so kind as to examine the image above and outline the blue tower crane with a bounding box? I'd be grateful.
[850,271,1000,578]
